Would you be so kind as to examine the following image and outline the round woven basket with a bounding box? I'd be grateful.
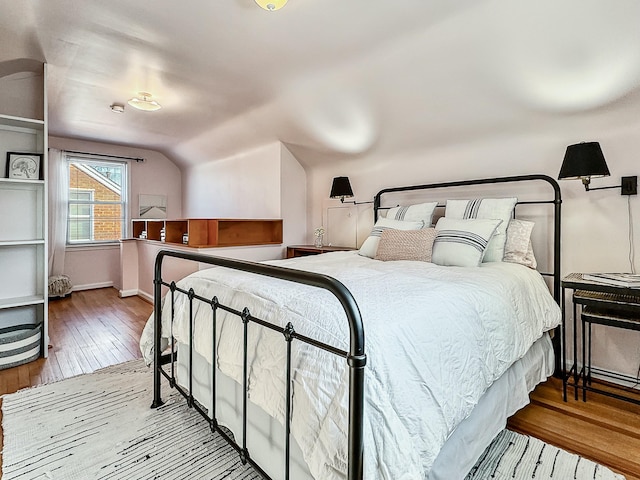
[48,274,73,298]
[0,324,42,370]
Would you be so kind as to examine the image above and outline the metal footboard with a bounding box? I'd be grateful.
[151,250,366,480]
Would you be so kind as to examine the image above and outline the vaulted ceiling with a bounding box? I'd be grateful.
[2,0,640,169]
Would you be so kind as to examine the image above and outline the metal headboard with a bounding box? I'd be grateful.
[374,174,562,368]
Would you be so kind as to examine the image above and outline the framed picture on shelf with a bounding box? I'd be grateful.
[5,152,43,180]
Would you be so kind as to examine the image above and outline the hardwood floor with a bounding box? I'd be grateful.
[1,287,639,479]
[509,377,640,480]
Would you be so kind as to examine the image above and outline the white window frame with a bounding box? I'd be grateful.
[68,188,94,242]
[66,155,129,245]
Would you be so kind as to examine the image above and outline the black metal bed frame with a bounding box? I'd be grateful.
[151,173,562,480]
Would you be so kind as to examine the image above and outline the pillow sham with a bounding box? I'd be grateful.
[432,217,502,267]
[384,202,439,227]
[374,228,437,262]
[445,197,517,263]
[358,217,424,258]
[503,219,538,269]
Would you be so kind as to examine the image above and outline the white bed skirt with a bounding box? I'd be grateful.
[174,332,555,480]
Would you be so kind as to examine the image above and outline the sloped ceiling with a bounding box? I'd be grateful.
[1,0,640,169]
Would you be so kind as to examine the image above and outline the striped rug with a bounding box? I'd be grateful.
[1,360,626,480]
[465,429,625,480]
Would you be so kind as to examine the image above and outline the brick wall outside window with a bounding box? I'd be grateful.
[69,164,123,241]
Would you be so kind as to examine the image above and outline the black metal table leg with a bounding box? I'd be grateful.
[581,313,586,402]
[587,323,592,386]
[573,299,578,400]
[562,286,567,402]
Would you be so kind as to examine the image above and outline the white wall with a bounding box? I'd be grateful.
[183,143,281,219]
[131,242,289,301]
[182,142,307,256]
[49,136,182,290]
[308,131,640,379]
[280,145,308,247]
[0,70,43,120]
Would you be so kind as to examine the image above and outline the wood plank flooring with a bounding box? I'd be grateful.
[1,287,639,479]
[508,377,640,480]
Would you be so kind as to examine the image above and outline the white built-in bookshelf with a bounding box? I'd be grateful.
[0,63,48,366]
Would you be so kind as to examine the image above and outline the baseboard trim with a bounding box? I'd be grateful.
[72,282,114,292]
[137,290,153,304]
[119,289,139,298]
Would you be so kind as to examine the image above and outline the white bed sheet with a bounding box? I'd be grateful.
[141,251,561,479]
[174,332,555,480]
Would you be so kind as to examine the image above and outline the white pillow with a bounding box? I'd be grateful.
[358,217,424,258]
[385,202,439,227]
[503,219,538,269]
[432,217,502,267]
[445,197,517,262]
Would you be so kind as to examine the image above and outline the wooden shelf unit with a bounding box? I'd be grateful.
[132,218,283,247]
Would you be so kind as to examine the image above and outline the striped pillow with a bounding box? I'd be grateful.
[445,197,517,262]
[374,228,437,262]
[432,217,502,267]
[385,202,439,227]
[358,217,424,258]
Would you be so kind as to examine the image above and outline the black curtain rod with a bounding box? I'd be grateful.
[55,148,145,163]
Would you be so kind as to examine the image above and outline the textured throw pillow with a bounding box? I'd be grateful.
[358,217,424,258]
[374,228,437,262]
[503,219,538,269]
[445,197,517,263]
[432,217,502,267]
[384,202,439,227]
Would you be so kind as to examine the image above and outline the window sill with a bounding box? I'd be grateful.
[66,242,120,252]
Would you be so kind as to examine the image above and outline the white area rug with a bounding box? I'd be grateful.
[1,360,626,480]
[465,429,625,480]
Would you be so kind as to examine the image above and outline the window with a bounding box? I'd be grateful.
[69,189,94,241]
[67,155,128,244]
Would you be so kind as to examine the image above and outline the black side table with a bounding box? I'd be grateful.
[561,273,640,405]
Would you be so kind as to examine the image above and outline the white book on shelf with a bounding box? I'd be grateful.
[582,273,640,287]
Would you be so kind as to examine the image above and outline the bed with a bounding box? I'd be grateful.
[140,174,563,480]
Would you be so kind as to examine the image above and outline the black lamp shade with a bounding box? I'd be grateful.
[330,176,354,199]
[558,142,610,180]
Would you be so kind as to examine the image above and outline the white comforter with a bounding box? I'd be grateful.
[140,251,561,479]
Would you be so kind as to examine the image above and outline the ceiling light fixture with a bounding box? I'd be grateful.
[110,103,125,113]
[127,92,162,112]
[255,0,287,11]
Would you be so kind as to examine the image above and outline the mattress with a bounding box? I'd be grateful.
[141,251,561,478]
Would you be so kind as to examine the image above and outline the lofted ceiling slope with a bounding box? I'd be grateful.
[1,0,640,169]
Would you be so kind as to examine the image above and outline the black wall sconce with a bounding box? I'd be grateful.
[558,142,637,195]
[330,176,374,204]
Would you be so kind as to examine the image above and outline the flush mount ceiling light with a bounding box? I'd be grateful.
[255,0,287,11]
[127,92,162,112]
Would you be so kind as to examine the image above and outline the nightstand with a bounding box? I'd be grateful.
[286,245,355,259]
[561,273,640,405]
